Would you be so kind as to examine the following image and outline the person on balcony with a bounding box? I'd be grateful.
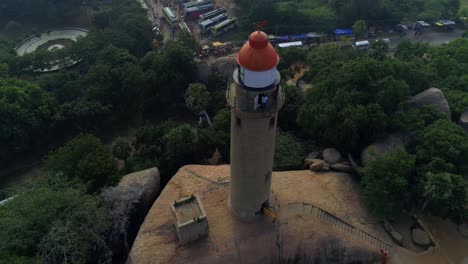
[261,95,268,109]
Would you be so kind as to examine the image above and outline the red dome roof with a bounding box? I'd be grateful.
[237,31,279,72]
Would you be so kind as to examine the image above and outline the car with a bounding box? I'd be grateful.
[152,25,161,33]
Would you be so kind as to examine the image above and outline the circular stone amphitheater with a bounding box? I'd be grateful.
[14,28,88,72]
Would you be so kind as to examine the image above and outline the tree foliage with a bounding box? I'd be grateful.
[112,137,131,162]
[420,172,467,222]
[0,0,82,20]
[274,131,305,171]
[416,119,468,175]
[0,178,110,263]
[184,83,210,114]
[46,134,118,193]
[298,57,411,153]
[0,78,55,165]
[352,20,367,38]
[360,147,416,219]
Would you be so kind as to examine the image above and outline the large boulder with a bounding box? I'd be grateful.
[361,133,411,166]
[310,160,325,171]
[117,167,161,211]
[383,221,404,246]
[322,148,342,165]
[211,56,237,79]
[409,87,451,118]
[305,158,323,167]
[411,228,431,247]
[331,163,354,173]
[306,151,321,160]
[104,167,160,262]
[459,109,468,132]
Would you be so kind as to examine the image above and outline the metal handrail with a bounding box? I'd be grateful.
[226,80,284,114]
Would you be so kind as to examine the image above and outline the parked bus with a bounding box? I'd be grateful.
[184,4,213,20]
[179,22,192,36]
[163,7,178,27]
[199,13,227,33]
[184,0,212,9]
[278,41,303,48]
[211,17,238,36]
[198,7,227,23]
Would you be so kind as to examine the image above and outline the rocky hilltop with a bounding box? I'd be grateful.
[127,165,391,264]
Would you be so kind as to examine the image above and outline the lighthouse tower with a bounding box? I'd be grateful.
[226,31,285,221]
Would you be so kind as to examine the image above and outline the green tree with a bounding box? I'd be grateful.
[85,45,144,120]
[395,40,430,61]
[360,147,416,219]
[112,137,132,167]
[277,47,308,70]
[184,83,210,114]
[298,57,411,153]
[274,131,305,171]
[90,0,153,57]
[207,108,231,159]
[177,31,199,52]
[278,85,303,131]
[0,179,111,262]
[163,124,200,163]
[0,78,55,165]
[46,134,118,192]
[419,172,467,222]
[206,74,228,115]
[38,193,111,263]
[443,89,468,121]
[141,43,197,116]
[352,20,367,39]
[416,119,468,175]
[369,39,389,61]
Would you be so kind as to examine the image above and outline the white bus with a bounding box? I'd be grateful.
[184,0,212,9]
[163,7,178,27]
[211,17,238,36]
[179,22,192,36]
[198,7,227,23]
[199,13,227,33]
[278,41,303,48]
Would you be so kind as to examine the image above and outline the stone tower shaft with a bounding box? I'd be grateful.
[226,31,285,221]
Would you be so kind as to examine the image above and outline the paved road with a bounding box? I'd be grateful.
[388,28,465,48]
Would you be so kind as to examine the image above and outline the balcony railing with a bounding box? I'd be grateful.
[226,80,285,114]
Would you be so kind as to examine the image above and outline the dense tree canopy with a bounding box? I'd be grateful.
[274,131,305,171]
[0,179,110,263]
[298,57,412,153]
[45,134,118,193]
[416,119,468,176]
[360,147,416,219]
[185,83,210,114]
[420,172,467,222]
[0,78,55,165]
[0,0,83,21]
